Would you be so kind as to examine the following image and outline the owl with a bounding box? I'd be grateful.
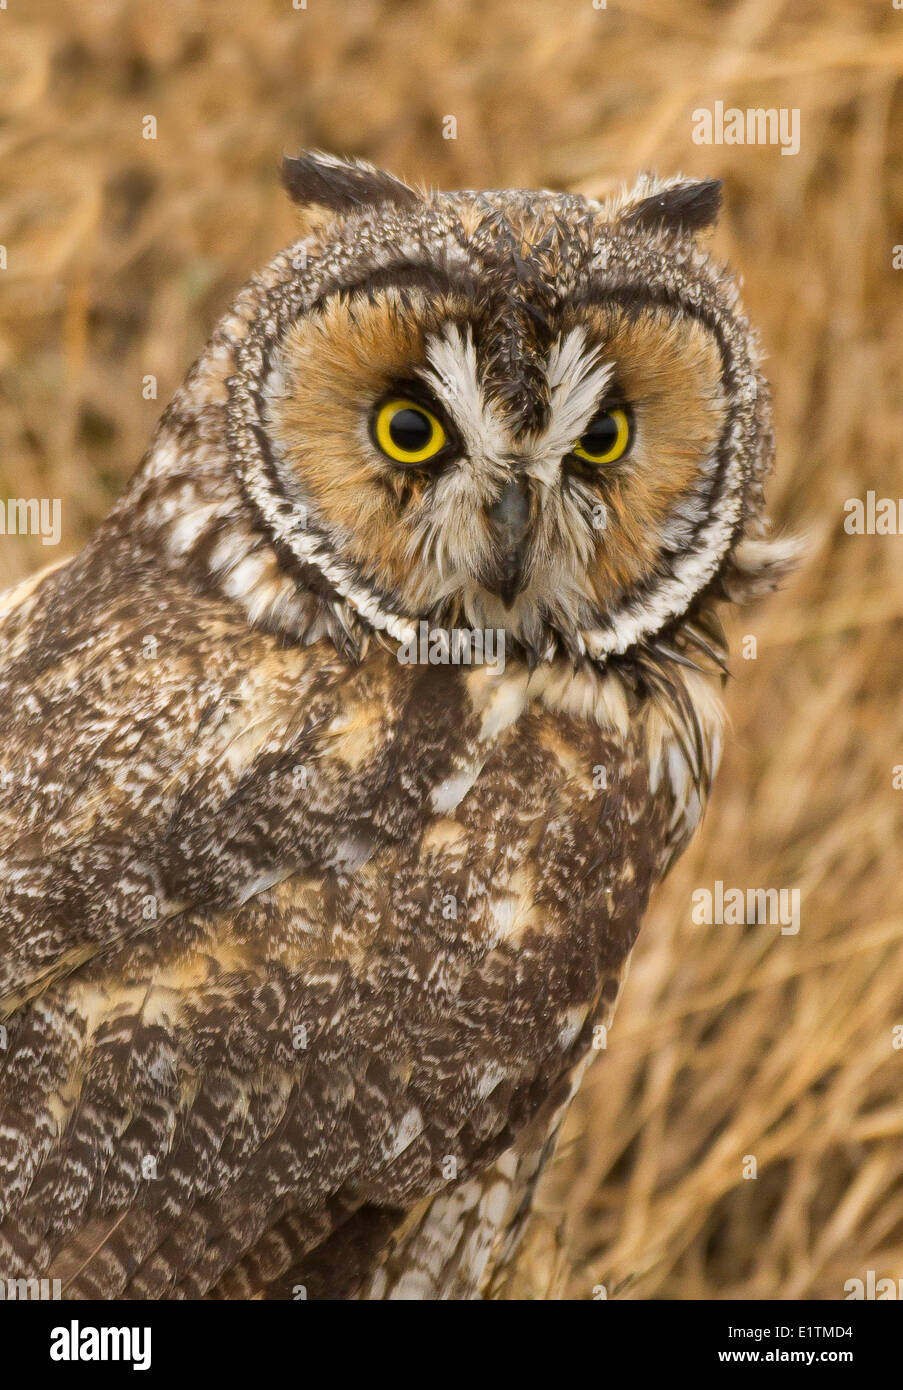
[0,152,795,1300]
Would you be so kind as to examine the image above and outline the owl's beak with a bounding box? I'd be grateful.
[482,476,531,608]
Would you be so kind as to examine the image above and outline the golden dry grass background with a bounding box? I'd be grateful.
[2,0,902,1300]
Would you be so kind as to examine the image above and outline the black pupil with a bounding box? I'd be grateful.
[581,411,618,456]
[389,407,433,453]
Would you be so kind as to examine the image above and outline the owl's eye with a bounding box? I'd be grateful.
[373,398,447,466]
[571,407,632,465]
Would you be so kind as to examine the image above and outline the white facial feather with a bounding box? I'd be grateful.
[528,328,616,486]
[421,325,509,475]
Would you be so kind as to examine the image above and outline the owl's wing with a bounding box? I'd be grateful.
[0,557,664,1298]
[0,858,604,1301]
[0,562,364,1292]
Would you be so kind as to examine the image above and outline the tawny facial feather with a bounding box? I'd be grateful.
[572,306,727,603]
[266,286,727,634]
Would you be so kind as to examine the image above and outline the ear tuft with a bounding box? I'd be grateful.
[620,178,723,237]
[281,150,420,214]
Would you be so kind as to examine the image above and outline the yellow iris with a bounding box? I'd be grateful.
[374,399,447,465]
[572,407,632,465]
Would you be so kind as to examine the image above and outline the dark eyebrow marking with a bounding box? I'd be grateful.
[308,262,477,312]
[567,280,741,558]
[571,283,734,392]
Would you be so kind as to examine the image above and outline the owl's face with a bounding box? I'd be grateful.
[227,155,778,665]
[267,285,727,651]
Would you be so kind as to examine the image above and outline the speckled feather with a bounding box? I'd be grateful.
[0,154,791,1298]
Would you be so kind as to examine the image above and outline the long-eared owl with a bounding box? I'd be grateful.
[0,152,795,1299]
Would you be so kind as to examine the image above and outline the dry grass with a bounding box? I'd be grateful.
[2,0,902,1301]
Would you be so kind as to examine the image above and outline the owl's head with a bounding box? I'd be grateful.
[193,153,794,669]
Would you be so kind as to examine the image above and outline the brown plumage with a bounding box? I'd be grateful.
[0,152,794,1299]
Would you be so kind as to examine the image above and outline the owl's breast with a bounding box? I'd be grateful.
[0,588,679,1222]
[153,648,673,1203]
